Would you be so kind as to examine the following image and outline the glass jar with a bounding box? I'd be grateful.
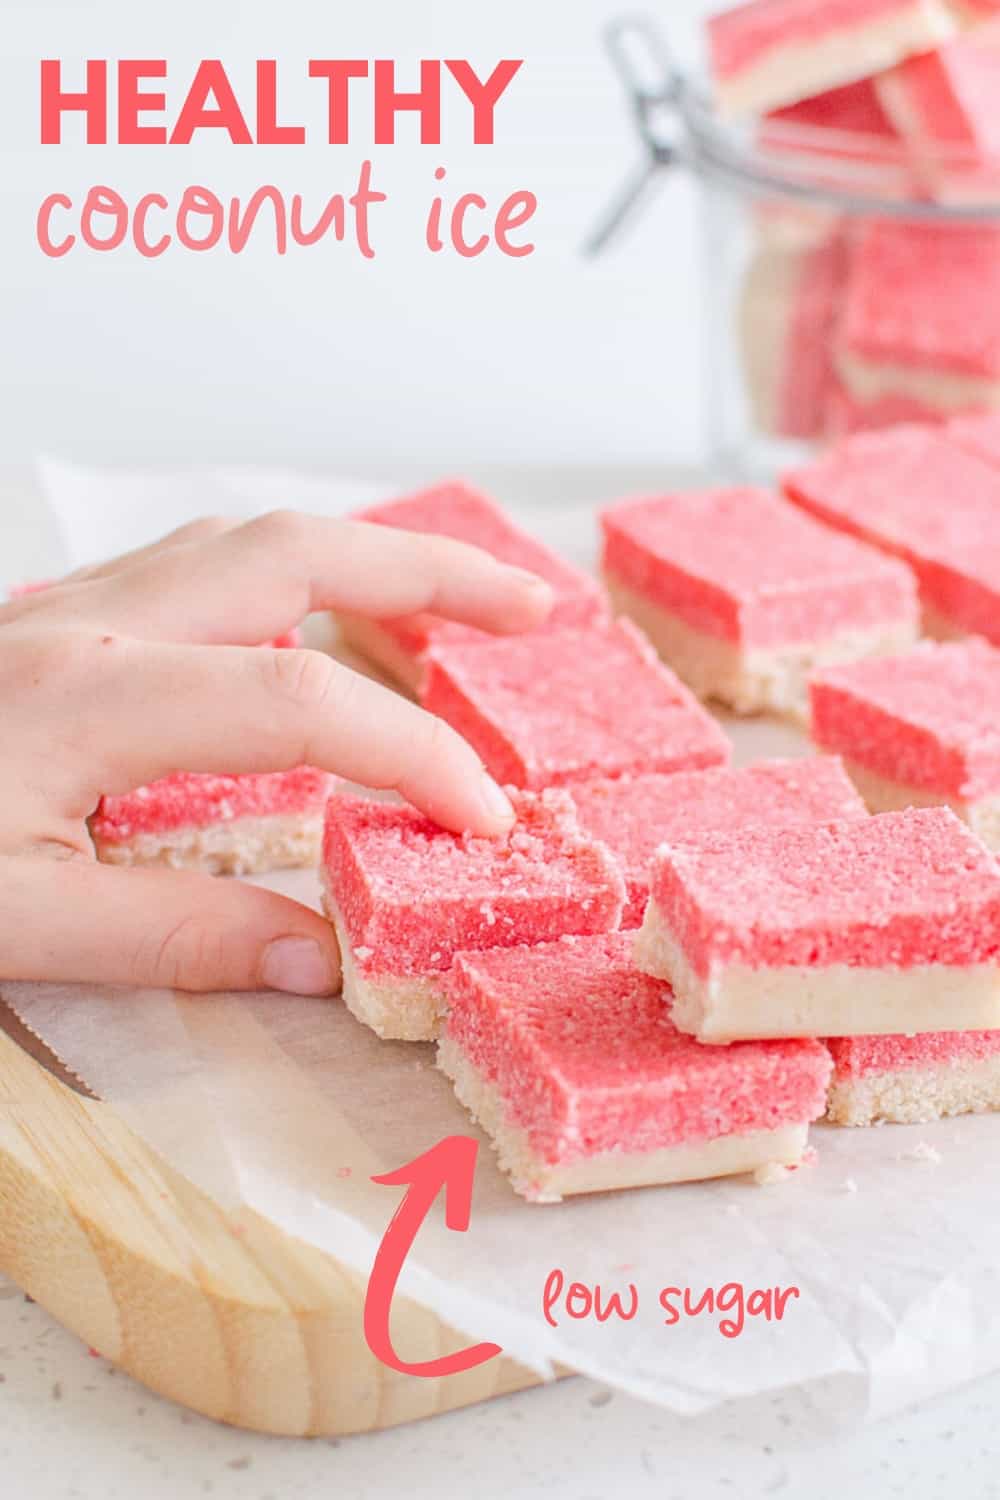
[591,17,1000,481]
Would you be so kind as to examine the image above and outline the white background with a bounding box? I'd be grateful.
[1,0,713,483]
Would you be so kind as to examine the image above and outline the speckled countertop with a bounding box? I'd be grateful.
[2,1270,997,1500]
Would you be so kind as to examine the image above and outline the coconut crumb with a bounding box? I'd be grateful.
[899,1141,942,1165]
[753,1162,793,1186]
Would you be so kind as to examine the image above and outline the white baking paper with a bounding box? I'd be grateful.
[36,454,390,570]
[6,459,1000,1428]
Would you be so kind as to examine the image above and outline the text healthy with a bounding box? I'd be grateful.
[36,58,537,261]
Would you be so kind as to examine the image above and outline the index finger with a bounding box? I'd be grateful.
[60,512,555,646]
[52,636,517,838]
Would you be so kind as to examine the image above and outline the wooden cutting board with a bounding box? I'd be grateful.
[0,1003,540,1436]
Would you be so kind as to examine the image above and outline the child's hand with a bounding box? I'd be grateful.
[0,512,553,997]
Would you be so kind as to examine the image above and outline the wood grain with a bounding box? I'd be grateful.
[0,1018,541,1435]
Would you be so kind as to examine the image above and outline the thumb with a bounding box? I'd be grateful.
[0,855,341,996]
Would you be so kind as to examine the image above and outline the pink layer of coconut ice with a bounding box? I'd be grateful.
[650,807,1000,977]
[827,1028,1000,1079]
[708,0,939,80]
[823,386,954,439]
[420,619,731,791]
[758,90,911,208]
[91,768,334,842]
[322,790,625,979]
[783,425,1000,641]
[949,406,1000,465]
[810,639,1000,800]
[444,934,832,1162]
[566,758,867,930]
[600,489,917,646]
[760,79,906,178]
[764,78,899,140]
[838,220,1000,379]
[876,22,1000,162]
[352,482,606,653]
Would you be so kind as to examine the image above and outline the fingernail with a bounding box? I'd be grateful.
[479,774,514,824]
[261,938,338,996]
[507,568,552,597]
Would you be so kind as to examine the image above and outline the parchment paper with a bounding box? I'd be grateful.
[35,455,389,569]
[6,458,1000,1427]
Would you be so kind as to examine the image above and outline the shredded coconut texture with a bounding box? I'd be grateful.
[811,638,1000,800]
[600,487,916,647]
[442,932,830,1162]
[322,788,625,975]
[567,758,866,928]
[784,424,1000,642]
[650,806,1000,974]
[420,618,731,789]
[91,768,334,841]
